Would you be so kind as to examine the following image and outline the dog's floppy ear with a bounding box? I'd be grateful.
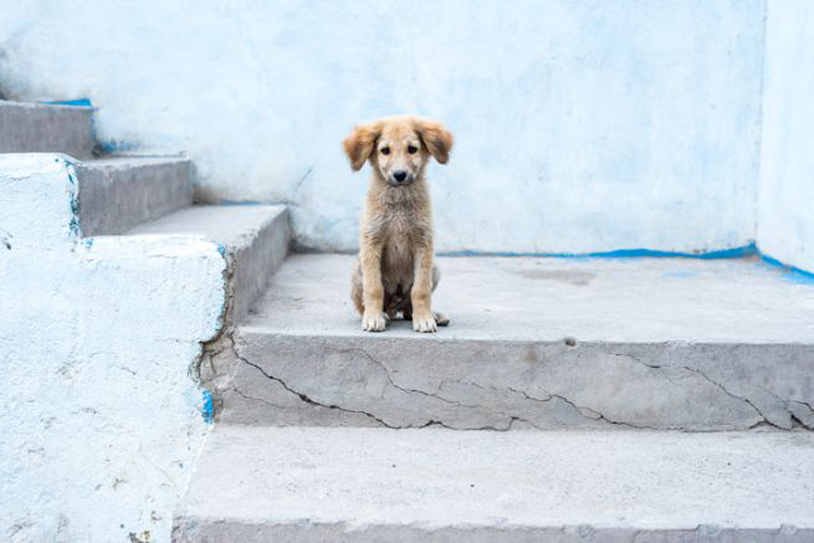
[343,123,380,171]
[414,119,454,164]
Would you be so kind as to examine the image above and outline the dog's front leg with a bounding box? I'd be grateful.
[360,238,387,332]
[411,245,437,333]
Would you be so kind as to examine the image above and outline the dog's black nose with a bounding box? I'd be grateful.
[393,171,408,182]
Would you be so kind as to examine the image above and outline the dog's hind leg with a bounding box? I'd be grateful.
[432,264,450,326]
[434,311,450,326]
[351,259,365,316]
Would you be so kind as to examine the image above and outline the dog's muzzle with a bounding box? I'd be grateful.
[390,170,412,186]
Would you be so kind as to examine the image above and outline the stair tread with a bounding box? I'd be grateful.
[128,204,290,323]
[175,425,814,537]
[128,204,287,249]
[240,253,814,344]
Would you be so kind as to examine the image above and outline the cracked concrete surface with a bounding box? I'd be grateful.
[224,254,814,431]
[228,335,814,431]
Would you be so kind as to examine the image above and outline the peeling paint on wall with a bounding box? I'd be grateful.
[201,390,215,424]
[40,98,92,107]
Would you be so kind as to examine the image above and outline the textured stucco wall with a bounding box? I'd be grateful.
[757,0,814,273]
[0,0,765,253]
[0,155,224,542]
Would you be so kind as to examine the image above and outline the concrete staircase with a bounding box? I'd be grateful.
[0,99,290,325]
[224,255,814,431]
[4,99,814,541]
[174,254,814,541]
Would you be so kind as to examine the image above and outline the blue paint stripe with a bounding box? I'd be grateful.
[40,98,92,107]
[200,390,214,424]
[438,242,814,283]
[98,140,140,154]
[439,243,758,260]
[216,199,265,206]
[760,254,814,283]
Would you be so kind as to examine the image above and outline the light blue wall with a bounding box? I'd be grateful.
[758,0,814,273]
[0,1,766,253]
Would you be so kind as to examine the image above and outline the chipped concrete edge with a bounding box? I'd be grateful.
[193,208,292,420]
[173,518,814,542]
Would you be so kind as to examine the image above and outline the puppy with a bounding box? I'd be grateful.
[343,115,453,333]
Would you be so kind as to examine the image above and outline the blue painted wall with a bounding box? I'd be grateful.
[758,0,814,273]
[0,1,766,254]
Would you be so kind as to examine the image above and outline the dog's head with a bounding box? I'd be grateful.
[343,116,453,187]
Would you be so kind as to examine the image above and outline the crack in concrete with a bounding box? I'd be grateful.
[755,385,814,429]
[238,353,397,429]
[680,364,786,429]
[223,336,812,433]
[337,348,577,430]
[612,350,795,430]
[235,344,664,431]
[352,348,649,431]
[610,351,689,388]
[194,247,237,385]
[233,344,533,431]
[463,383,653,429]
[230,386,295,411]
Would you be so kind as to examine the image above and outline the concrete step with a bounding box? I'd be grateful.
[128,204,290,324]
[173,425,814,542]
[0,100,94,158]
[226,254,814,431]
[76,156,193,236]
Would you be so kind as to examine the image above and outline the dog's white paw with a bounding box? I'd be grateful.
[413,314,437,333]
[362,312,387,332]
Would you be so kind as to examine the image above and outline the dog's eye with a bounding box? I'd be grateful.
[380,147,390,155]
[407,145,418,154]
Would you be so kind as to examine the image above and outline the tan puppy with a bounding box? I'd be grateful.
[343,115,453,333]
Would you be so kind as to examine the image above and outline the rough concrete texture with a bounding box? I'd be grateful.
[0,153,233,542]
[0,2,765,253]
[173,426,814,542]
[129,204,290,323]
[0,153,83,250]
[0,100,94,158]
[0,236,226,543]
[227,254,814,431]
[76,156,193,236]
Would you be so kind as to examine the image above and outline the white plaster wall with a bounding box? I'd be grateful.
[0,0,765,253]
[0,155,225,542]
[757,0,814,273]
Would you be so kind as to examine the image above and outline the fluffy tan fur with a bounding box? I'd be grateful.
[343,115,453,332]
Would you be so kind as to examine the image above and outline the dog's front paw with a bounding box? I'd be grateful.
[412,313,437,333]
[362,312,387,332]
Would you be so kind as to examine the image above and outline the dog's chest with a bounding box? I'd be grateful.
[383,217,413,267]
[380,210,418,287]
